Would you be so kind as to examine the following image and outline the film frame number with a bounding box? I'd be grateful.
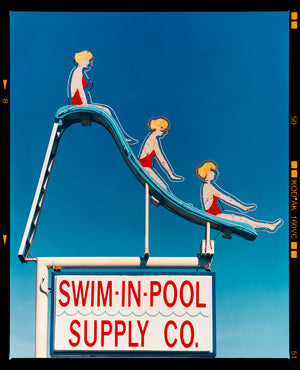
[291,350,298,358]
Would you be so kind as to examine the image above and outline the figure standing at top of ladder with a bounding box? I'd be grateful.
[139,116,184,191]
[196,160,283,233]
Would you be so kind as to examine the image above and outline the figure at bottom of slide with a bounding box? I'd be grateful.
[196,160,283,233]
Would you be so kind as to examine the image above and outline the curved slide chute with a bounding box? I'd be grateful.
[18,104,256,262]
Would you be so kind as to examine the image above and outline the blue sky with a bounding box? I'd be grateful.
[10,12,289,357]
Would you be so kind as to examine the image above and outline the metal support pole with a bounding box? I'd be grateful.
[201,221,214,261]
[35,258,49,358]
[206,221,211,245]
[144,182,150,258]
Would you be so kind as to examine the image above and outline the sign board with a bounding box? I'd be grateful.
[51,273,215,357]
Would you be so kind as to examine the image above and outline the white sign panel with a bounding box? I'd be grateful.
[51,273,215,356]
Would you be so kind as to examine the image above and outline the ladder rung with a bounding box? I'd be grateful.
[33,209,41,226]
[42,174,51,192]
[27,227,37,246]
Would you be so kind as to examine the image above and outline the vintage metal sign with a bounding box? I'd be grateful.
[51,273,215,356]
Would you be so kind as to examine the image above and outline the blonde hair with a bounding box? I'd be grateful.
[148,116,170,131]
[196,160,218,181]
[74,50,94,65]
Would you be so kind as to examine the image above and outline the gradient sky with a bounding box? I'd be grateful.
[10,11,289,358]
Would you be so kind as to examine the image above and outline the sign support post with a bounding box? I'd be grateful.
[144,182,150,258]
[35,258,49,358]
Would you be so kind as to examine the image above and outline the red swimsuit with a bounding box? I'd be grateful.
[139,150,156,168]
[71,75,89,105]
[206,195,222,216]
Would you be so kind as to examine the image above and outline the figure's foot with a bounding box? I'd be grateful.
[126,137,139,145]
[266,218,283,232]
[100,106,112,115]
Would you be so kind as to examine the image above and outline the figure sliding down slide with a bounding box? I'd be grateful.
[196,160,283,233]
[138,116,184,192]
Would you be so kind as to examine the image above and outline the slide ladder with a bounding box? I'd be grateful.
[18,123,62,261]
[18,105,257,262]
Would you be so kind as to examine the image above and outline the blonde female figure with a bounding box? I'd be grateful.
[69,50,94,105]
[139,117,184,190]
[68,50,111,114]
[196,160,283,232]
[67,50,138,144]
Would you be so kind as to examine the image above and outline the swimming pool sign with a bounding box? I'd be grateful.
[51,273,215,356]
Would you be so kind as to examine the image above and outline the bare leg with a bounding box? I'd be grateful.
[144,167,168,189]
[92,103,139,145]
[217,213,282,231]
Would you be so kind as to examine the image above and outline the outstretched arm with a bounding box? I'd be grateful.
[213,187,254,212]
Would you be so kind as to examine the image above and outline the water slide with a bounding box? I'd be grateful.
[18,104,257,262]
